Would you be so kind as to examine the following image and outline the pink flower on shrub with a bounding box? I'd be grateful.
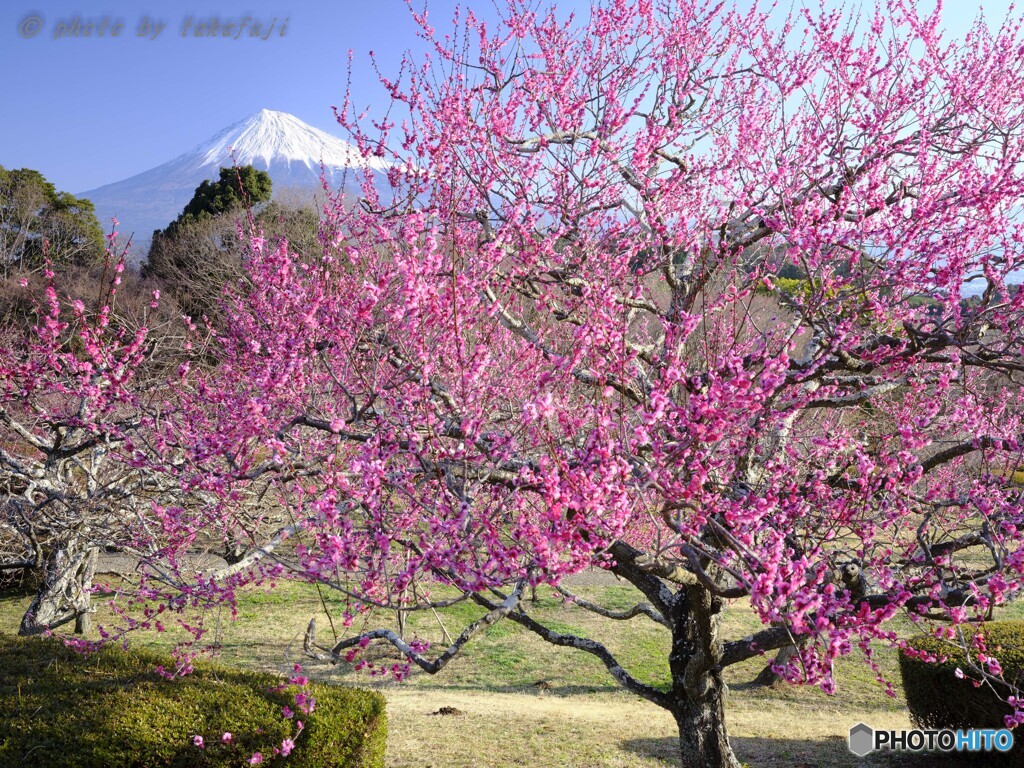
[192,735,204,748]
[280,738,295,757]
[249,753,263,765]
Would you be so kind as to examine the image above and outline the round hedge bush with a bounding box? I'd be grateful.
[0,633,386,768]
[899,621,1024,737]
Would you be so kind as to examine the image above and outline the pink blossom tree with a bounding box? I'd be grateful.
[156,2,1024,766]
[0,241,166,635]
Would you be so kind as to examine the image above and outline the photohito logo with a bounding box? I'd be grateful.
[849,722,1014,756]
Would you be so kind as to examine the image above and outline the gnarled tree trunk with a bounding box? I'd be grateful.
[18,541,97,636]
[670,585,743,768]
[674,683,740,768]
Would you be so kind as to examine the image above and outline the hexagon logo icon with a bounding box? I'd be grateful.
[849,723,874,757]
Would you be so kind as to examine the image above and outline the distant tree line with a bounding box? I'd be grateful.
[0,164,323,330]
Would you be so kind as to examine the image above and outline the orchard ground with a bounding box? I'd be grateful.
[1,569,1012,767]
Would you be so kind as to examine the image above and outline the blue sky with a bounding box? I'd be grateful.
[0,1,1018,195]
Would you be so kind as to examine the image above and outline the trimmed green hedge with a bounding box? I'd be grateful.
[0,634,386,767]
[900,621,1024,741]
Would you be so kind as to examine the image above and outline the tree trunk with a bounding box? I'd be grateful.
[670,585,743,768]
[18,541,97,636]
[674,680,741,768]
[222,532,247,565]
[753,641,801,687]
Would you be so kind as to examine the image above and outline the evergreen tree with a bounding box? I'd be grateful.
[0,166,105,271]
[169,166,272,234]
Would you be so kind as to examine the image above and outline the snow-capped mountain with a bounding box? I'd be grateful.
[80,109,388,247]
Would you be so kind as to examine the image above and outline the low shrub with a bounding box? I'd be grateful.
[0,633,386,767]
[900,621,1024,761]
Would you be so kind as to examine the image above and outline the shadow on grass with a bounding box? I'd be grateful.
[621,734,990,768]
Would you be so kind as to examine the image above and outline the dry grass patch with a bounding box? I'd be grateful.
[382,688,677,768]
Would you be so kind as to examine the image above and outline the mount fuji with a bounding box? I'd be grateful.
[80,109,389,245]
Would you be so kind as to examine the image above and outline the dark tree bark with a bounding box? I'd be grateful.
[222,534,247,565]
[668,585,743,768]
[18,541,97,636]
[673,685,741,768]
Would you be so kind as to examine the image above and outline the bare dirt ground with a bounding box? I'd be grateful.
[562,568,623,588]
[95,553,621,586]
[95,551,228,576]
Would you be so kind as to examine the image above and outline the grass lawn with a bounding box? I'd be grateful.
[2,575,1015,767]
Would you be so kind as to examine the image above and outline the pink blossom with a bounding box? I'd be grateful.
[12,4,1024,768]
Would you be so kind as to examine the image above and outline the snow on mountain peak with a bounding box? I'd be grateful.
[190,109,390,173]
[80,109,393,253]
